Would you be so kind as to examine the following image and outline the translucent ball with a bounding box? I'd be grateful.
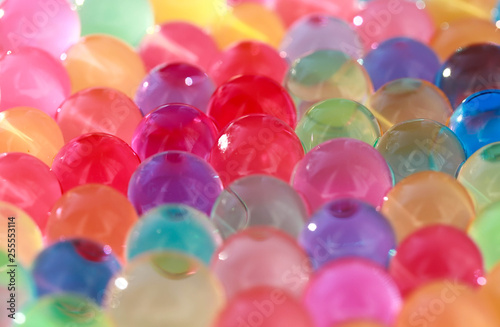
[337,322,386,327]
[51,133,141,196]
[211,175,308,239]
[374,119,466,183]
[479,262,500,314]
[295,98,380,152]
[0,47,70,117]
[126,204,222,263]
[104,251,225,327]
[56,87,143,145]
[0,106,64,166]
[149,0,227,27]
[131,104,218,161]
[423,0,497,27]
[45,184,139,262]
[135,63,215,115]
[211,226,312,298]
[435,43,500,109]
[469,201,500,270]
[381,171,475,242]
[210,114,304,186]
[128,151,223,215]
[292,138,393,213]
[303,258,402,327]
[368,78,453,132]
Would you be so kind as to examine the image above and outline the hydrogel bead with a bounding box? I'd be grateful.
[56,87,143,145]
[303,258,402,327]
[32,239,121,304]
[128,151,223,215]
[479,263,500,316]
[423,0,497,26]
[51,133,140,196]
[105,252,225,327]
[62,34,146,98]
[210,114,304,186]
[292,138,393,213]
[368,78,453,132]
[375,119,466,183]
[0,47,70,117]
[381,171,475,242]
[0,106,64,166]
[211,175,308,239]
[469,201,500,270]
[337,322,386,327]
[149,0,227,27]
[45,184,139,262]
[295,98,380,152]
[135,63,215,115]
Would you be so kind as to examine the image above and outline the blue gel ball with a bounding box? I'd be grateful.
[126,204,222,264]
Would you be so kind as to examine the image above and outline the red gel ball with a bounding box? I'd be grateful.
[51,133,141,195]
[0,153,61,231]
[209,41,288,86]
[210,114,304,186]
[390,225,484,297]
[131,104,218,161]
[207,75,297,130]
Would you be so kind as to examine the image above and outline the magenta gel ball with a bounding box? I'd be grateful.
[299,198,396,270]
[303,258,402,327]
[128,151,223,215]
[134,62,215,115]
[292,138,393,213]
[131,104,218,161]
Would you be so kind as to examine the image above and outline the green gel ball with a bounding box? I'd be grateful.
[469,201,500,271]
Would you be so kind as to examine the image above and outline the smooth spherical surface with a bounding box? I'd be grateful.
[292,138,393,213]
[210,114,304,186]
[211,175,308,239]
[303,258,402,327]
[149,0,227,27]
[51,133,141,195]
[479,263,500,317]
[423,0,496,26]
[56,87,143,145]
[45,184,139,262]
[375,119,466,183]
[135,63,215,115]
[128,151,223,215]
[273,0,358,27]
[211,227,312,299]
[469,201,500,271]
[337,322,386,327]
[381,171,475,242]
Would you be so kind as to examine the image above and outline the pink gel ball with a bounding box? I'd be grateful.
[0,47,70,117]
[0,152,61,231]
[292,138,393,213]
[131,103,218,161]
[303,258,402,327]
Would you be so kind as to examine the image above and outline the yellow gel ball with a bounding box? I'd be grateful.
[150,0,227,27]
[0,107,64,166]
[423,0,497,26]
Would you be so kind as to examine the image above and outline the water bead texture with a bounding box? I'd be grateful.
[0,152,61,231]
[361,38,441,90]
[0,0,80,58]
[51,133,141,195]
[299,198,396,270]
[138,21,220,72]
[291,138,393,213]
[209,41,288,86]
[375,119,466,183]
[104,252,225,327]
[303,258,402,327]
[45,184,139,262]
[469,201,500,270]
[0,47,70,117]
[0,107,64,166]
[126,204,221,263]
[211,175,308,239]
[280,14,364,63]
[209,114,304,186]
[368,78,453,132]
[381,171,475,243]
[71,0,154,47]
[480,263,500,319]
[423,0,497,26]
[56,87,143,145]
[337,322,386,327]
[32,239,121,305]
[128,151,223,215]
[390,225,484,297]
[62,34,146,98]
[211,226,312,299]
[435,44,500,109]
[295,99,380,152]
[207,75,297,130]
[149,0,227,27]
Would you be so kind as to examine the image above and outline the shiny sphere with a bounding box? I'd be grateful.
[149,0,227,27]
[469,201,500,270]
[423,0,497,28]
[273,0,358,27]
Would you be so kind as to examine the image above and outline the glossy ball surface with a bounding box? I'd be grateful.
[273,0,358,27]
[423,0,496,26]
[479,262,500,317]
[149,0,227,27]
[469,201,500,270]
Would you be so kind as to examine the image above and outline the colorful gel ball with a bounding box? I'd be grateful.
[149,0,228,27]
[469,201,500,271]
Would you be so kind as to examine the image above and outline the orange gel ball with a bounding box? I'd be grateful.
[479,263,500,322]
[423,0,497,26]
[337,321,387,327]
